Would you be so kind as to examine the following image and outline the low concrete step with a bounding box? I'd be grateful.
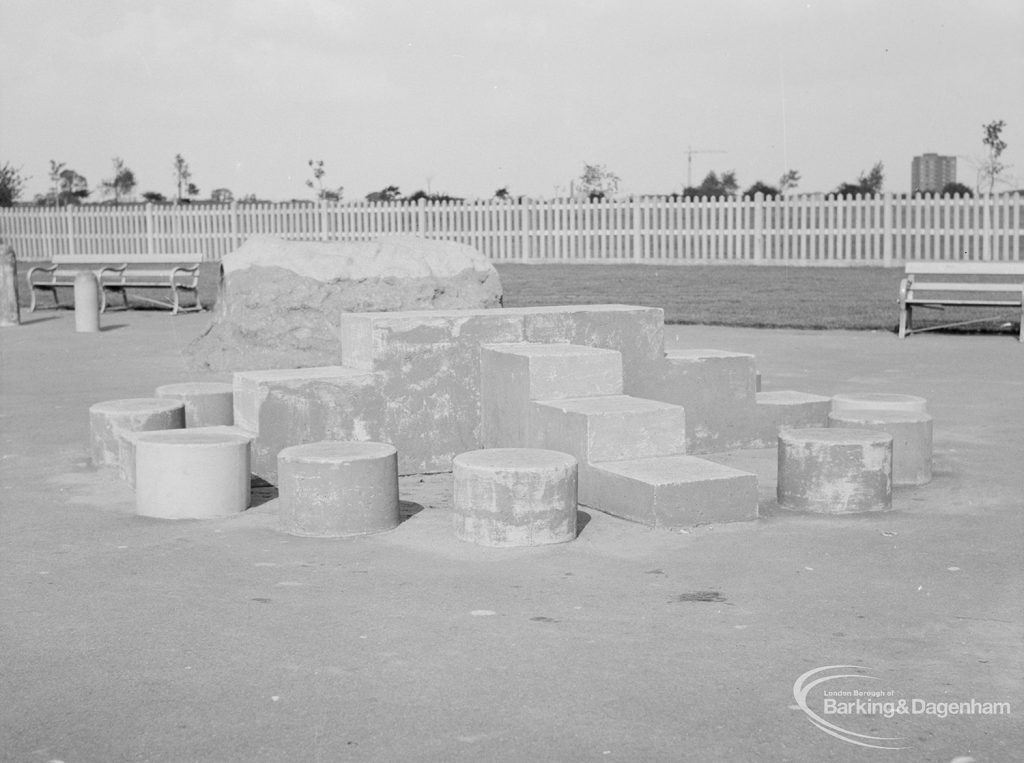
[530,394,687,465]
[481,342,623,448]
[587,455,758,528]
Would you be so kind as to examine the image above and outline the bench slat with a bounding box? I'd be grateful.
[909,282,1024,293]
[905,262,1024,276]
[908,300,1021,307]
[52,254,204,265]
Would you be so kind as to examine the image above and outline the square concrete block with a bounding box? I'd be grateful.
[232,366,386,482]
[634,349,758,454]
[480,343,623,448]
[587,455,759,528]
[530,394,686,474]
[751,390,832,448]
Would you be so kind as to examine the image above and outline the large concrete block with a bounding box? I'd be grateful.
[340,309,526,473]
[587,455,758,528]
[751,390,832,448]
[232,366,386,482]
[337,305,668,474]
[634,349,757,454]
[185,235,503,372]
[480,343,623,448]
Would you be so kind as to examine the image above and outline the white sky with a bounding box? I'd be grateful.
[2,0,1022,201]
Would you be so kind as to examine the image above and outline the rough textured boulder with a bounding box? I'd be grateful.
[186,235,502,372]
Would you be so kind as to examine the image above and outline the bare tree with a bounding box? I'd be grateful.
[0,162,27,206]
[577,163,620,200]
[306,159,343,202]
[101,157,136,203]
[173,154,192,202]
[979,120,1008,194]
[779,169,801,196]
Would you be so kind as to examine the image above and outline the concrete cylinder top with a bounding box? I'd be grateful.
[777,427,893,515]
[89,397,186,467]
[831,393,928,415]
[134,429,252,519]
[828,410,933,486]
[452,448,578,548]
[155,381,235,427]
[277,441,400,538]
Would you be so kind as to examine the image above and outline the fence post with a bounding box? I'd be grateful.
[753,193,764,262]
[66,205,75,256]
[230,200,239,248]
[320,200,328,241]
[631,195,642,261]
[145,202,155,256]
[417,198,427,236]
[982,194,993,261]
[519,198,531,262]
[882,193,893,265]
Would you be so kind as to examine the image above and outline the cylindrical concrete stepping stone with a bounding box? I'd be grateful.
[452,448,578,547]
[777,428,893,514]
[119,426,254,487]
[831,393,928,416]
[135,429,251,519]
[828,411,933,486]
[277,441,400,538]
[155,381,234,427]
[90,398,186,467]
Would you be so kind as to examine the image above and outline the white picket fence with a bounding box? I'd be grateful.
[1,194,1021,264]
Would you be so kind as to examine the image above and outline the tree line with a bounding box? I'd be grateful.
[0,121,1011,208]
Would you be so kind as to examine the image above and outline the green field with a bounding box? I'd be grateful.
[497,263,1021,335]
[19,261,1020,335]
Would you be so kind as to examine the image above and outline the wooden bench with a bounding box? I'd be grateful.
[27,254,205,315]
[898,262,1024,341]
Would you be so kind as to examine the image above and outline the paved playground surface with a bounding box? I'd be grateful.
[1,311,1021,762]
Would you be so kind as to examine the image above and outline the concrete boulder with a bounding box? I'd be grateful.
[186,235,502,371]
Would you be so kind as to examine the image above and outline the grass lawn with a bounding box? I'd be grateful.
[496,263,1022,335]
[18,261,1020,336]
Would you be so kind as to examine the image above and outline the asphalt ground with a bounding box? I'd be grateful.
[1,310,1022,762]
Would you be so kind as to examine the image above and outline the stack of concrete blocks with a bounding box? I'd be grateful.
[479,343,757,528]
[232,304,790,529]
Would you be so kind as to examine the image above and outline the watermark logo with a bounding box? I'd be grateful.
[793,665,1012,750]
[793,665,907,750]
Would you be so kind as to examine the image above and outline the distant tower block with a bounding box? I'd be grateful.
[135,429,252,519]
[90,398,185,467]
[831,393,928,416]
[828,410,933,486]
[453,448,578,547]
[155,382,234,427]
[277,441,400,538]
[777,428,893,514]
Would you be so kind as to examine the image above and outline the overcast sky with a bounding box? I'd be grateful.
[3,0,1022,202]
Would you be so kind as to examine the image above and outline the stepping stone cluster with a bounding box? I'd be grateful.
[87,304,935,542]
